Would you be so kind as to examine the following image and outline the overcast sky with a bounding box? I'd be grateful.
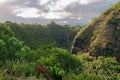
[0,0,119,25]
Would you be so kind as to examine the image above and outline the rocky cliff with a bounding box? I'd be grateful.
[71,2,120,59]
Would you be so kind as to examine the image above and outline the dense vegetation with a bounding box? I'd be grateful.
[0,1,120,80]
[4,21,81,50]
[0,24,82,80]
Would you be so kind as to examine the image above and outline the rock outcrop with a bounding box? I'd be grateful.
[71,2,120,59]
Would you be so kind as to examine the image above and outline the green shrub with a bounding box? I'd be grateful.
[85,57,120,80]
[36,47,82,80]
[3,60,36,77]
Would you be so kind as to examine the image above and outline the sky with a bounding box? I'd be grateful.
[0,0,119,25]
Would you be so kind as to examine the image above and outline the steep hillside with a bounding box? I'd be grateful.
[71,2,120,59]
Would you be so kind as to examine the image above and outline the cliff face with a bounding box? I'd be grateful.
[71,2,120,58]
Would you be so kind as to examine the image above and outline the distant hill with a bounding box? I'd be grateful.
[2,21,81,49]
[71,2,120,59]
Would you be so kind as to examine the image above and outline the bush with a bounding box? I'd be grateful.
[3,60,36,77]
[85,57,120,80]
[36,47,82,80]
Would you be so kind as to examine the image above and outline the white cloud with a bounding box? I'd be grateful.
[13,7,41,18]
[3,0,117,25]
[39,0,50,5]
[0,0,8,3]
[13,5,71,19]
[77,17,82,20]
[36,0,101,20]
[39,0,100,11]
[69,16,82,20]
[50,0,78,11]
[24,1,30,5]
[0,0,12,4]
[79,0,100,5]
[39,0,77,19]
[38,0,100,19]
[63,21,68,23]
[42,11,71,19]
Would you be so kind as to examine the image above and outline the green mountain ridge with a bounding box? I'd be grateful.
[3,21,81,50]
[71,2,120,59]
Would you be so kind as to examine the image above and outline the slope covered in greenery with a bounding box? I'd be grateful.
[0,23,82,80]
[72,2,120,59]
[3,21,81,50]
